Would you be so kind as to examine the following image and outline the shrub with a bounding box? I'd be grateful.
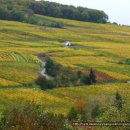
[76,99,86,115]
[89,69,96,84]
[36,76,56,90]
[0,103,66,130]
[125,58,130,65]
[49,23,64,28]
[114,92,123,110]
[81,69,96,85]
[45,59,62,77]
[68,107,78,120]
[91,105,100,119]
[81,75,91,85]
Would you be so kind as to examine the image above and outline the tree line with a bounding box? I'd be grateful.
[0,0,108,24]
[31,0,108,23]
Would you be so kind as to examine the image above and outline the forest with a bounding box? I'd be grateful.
[0,0,108,24]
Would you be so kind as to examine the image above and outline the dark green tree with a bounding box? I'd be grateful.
[81,75,91,85]
[36,76,56,90]
[89,69,96,84]
[114,92,123,110]
[91,105,100,119]
[77,70,82,79]
[68,107,78,120]
[45,59,54,75]
[0,0,109,24]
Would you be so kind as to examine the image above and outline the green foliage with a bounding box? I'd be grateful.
[68,107,78,120]
[81,69,96,85]
[36,76,56,90]
[32,1,108,23]
[68,101,88,121]
[114,92,123,110]
[125,58,130,65]
[39,58,97,89]
[89,69,96,84]
[91,105,100,119]
[77,70,82,79]
[49,23,64,28]
[0,0,108,24]
[45,58,55,76]
[45,58,62,77]
[63,120,73,130]
[0,103,66,130]
[0,7,25,21]
[82,75,91,85]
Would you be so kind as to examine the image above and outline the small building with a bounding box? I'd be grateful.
[63,41,71,46]
[127,81,130,84]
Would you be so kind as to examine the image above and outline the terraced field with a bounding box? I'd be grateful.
[0,15,130,121]
[0,83,130,116]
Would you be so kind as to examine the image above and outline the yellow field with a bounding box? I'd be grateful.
[1,15,130,86]
[0,83,130,115]
[0,15,130,129]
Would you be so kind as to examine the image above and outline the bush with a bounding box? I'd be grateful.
[91,105,100,119]
[114,92,123,110]
[0,102,66,130]
[36,76,56,90]
[125,58,130,65]
[49,23,63,28]
[89,69,96,84]
[45,59,62,77]
[68,107,78,120]
[81,75,91,85]
[81,69,96,85]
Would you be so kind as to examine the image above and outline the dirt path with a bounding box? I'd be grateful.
[39,61,53,80]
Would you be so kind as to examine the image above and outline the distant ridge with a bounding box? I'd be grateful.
[0,0,108,24]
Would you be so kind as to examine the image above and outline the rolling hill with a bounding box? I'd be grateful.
[0,15,130,129]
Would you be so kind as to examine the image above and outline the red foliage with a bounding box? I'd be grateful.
[83,69,114,83]
[76,99,86,113]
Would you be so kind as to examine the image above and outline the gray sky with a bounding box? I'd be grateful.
[45,0,130,25]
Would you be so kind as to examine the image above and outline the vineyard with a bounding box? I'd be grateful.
[0,15,130,129]
[0,83,130,116]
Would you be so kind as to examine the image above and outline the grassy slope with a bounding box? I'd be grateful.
[1,15,130,86]
[0,83,130,116]
[0,15,130,115]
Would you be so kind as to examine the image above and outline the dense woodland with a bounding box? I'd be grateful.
[0,0,108,24]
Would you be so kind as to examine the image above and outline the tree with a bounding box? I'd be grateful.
[82,75,91,85]
[36,76,56,90]
[76,99,86,115]
[89,69,96,84]
[45,59,62,77]
[77,70,82,79]
[33,2,45,14]
[91,105,100,119]
[45,58,54,75]
[68,107,78,120]
[114,92,123,110]
[0,0,109,24]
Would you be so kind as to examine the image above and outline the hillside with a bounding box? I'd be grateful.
[0,15,130,129]
[1,15,130,87]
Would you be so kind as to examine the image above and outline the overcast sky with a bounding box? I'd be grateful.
[45,0,130,25]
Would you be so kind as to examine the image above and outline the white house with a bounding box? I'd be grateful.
[63,41,71,46]
[127,81,130,84]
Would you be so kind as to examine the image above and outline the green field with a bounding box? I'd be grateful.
[0,15,130,129]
